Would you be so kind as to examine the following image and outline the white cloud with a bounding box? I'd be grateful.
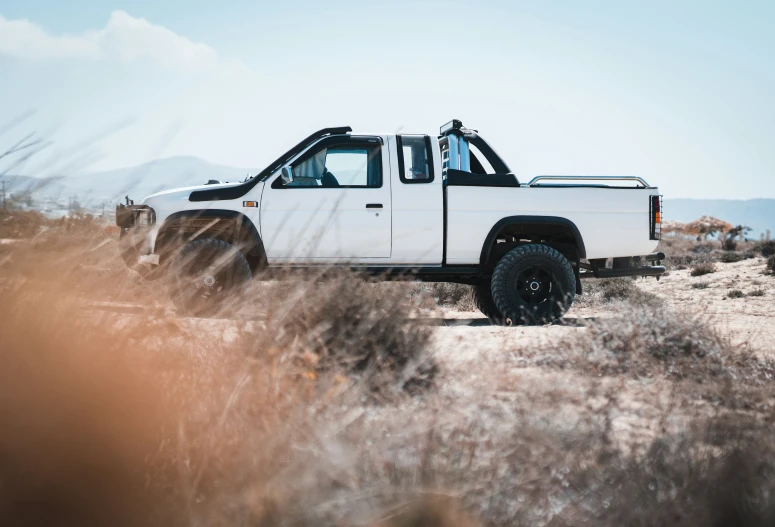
[0,10,218,71]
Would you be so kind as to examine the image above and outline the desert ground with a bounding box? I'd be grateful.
[2,211,775,526]
[439,254,775,353]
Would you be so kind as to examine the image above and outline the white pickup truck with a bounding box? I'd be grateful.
[117,120,665,323]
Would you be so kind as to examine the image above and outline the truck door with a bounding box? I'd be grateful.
[388,135,444,265]
[259,135,392,262]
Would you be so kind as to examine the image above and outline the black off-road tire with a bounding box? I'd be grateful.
[167,238,252,317]
[491,244,576,326]
[473,281,504,323]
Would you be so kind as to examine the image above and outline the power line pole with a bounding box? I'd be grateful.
[1,181,6,210]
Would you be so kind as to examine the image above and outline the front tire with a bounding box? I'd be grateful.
[167,238,252,317]
[490,244,576,325]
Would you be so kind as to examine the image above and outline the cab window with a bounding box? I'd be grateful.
[397,135,434,184]
[276,138,382,189]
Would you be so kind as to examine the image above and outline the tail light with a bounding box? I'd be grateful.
[650,195,662,240]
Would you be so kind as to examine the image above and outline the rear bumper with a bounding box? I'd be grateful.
[580,252,667,279]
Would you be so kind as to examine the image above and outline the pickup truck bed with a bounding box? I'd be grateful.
[446,184,658,263]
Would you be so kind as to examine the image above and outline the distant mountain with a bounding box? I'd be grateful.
[1,156,257,207]
[0,175,72,199]
[665,199,775,238]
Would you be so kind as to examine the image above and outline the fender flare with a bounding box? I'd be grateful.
[156,209,266,267]
[479,215,586,266]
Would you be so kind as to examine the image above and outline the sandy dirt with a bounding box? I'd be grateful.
[638,256,775,351]
[433,256,775,354]
[80,257,775,453]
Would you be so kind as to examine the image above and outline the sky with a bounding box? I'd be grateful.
[0,0,773,199]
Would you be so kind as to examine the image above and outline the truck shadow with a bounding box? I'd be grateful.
[420,316,599,327]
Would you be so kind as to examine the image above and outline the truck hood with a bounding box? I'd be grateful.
[141,182,242,204]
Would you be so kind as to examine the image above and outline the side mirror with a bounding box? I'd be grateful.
[280,165,294,185]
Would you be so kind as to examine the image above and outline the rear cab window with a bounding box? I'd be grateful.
[397,135,434,184]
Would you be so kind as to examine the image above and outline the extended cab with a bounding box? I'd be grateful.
[117,120,665,323]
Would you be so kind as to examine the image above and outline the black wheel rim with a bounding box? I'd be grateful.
[175,251,235,311]
[509,265,557,308]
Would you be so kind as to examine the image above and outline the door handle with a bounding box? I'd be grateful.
[365,203,383,209]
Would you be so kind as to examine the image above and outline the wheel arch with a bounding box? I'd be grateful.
[479,216,586,267]
[155,209,267,272]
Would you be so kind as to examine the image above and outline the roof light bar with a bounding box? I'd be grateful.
[440,119,464,135]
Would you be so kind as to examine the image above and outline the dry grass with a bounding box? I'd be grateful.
[0,250,439,526]
[690,262,717,277]
[3,213,775,526]
[658,236,757,270]
[757,240,775,257]
[0,209,49,238]
[525,303,775,392]
[720,251,744,263]
[256,270,437,396]
[590,417,775,526]
[412,282,476,311]
[576,278,663,309]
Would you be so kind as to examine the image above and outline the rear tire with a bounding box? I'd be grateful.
[167,238,252,317]
[491,244,576,325]
[473,281,504,323]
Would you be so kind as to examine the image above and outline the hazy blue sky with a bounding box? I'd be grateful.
[0,0,773,199]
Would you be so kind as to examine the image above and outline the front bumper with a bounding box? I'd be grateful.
[116,203,163,278]
[116,203,155,229]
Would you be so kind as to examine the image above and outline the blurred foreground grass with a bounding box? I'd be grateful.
[1,211,775,526]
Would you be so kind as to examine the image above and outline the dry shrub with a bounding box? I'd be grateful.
[599,278,662,306]
[577,278,662,308]
[720,251,743,263]
[768,255,775,274]
[547,304,771,383]
[690,262,717,276]
[264,270,437,395]
[584,306,729,380]
[748,289,766,297]
[0,209,47,238]
[727,289,745,299]
[417,282,476,311]
[659,236,756,269]
[593,417,775,526]
[722,237,738,251]
[0,214,159,303]
[757,240,775,257]
[691,241,716,254]
[692,282,710,289]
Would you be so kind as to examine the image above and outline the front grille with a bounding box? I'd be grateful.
[650,195,662,240]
